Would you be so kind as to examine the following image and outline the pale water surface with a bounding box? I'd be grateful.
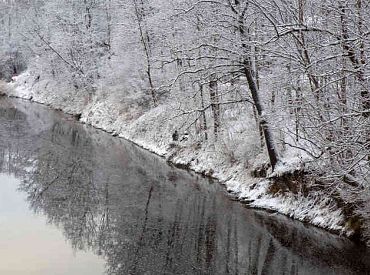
[0,174,105,275]
[1,97,370,275]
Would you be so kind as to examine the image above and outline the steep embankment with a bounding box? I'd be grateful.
[4,73,355,238]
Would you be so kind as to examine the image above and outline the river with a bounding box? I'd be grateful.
[0,97,370,275]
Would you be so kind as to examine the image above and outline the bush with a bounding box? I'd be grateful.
[0,49,26,81]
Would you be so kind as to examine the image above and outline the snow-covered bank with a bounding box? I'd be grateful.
[6,73,353,236]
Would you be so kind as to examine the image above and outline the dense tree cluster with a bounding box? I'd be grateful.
[1,0,369,229]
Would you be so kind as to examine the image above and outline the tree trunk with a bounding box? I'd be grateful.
[133,0,157,106]
[200,84,208,141]
[234,2,279,169]
[209,76,220,140]
[297,0,320,101]
[339,1,369,117]
[244,61,279,170]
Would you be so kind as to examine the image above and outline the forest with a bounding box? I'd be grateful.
[0,0,369,242]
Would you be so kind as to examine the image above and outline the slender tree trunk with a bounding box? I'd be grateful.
[297,0,320,101]
[252,106,264,150]
[133,0,157,106]
[234,2,279,169]
[339,1,369,117]
[252,21,264,149]
[209,76,220,140]
[200,84,208,141]
[244,61,278,170]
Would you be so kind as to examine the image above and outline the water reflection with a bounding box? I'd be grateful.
[1,97,370,275]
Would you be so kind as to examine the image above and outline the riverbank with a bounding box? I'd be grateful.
[2,73,355,237]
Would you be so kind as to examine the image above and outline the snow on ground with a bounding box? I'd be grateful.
[5,72,350,236]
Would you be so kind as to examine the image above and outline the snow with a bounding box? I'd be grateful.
[5,72,350,236]
[271,148,311,178]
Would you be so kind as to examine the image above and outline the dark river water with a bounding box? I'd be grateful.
[1,97,370,275]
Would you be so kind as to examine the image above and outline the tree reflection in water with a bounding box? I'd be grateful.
[1,97,370,275]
